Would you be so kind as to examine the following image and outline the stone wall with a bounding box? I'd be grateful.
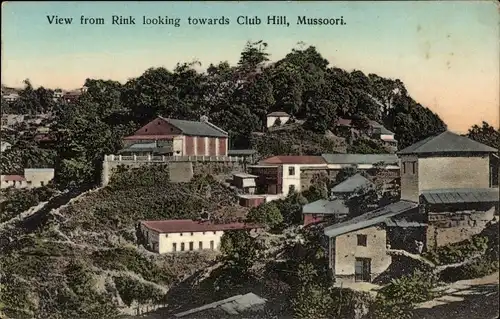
[101,155,246,186]
[426,206,496,249]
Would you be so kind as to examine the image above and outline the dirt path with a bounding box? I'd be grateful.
[414,272,499,319]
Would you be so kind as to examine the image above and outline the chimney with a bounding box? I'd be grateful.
[200,115,209,123]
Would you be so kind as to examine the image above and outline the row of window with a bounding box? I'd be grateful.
[402,162,417,175]
[173,240,215,252]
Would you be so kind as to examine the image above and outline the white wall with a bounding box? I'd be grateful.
[380,134,395,141]
[172,136,184,156]
[418,156,490,191]
[24,169,54,187]
[266,116,290,128]
[281,164,327,196]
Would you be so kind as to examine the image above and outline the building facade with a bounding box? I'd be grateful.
[398,131,498,202]
[1,168,55,189]
[121,116,229,157]
[139,219,262,254]
[266,111,290,128]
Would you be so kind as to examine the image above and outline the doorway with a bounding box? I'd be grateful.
[355,258,371,282]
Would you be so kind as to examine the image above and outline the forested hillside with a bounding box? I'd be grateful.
[1,40,449,189]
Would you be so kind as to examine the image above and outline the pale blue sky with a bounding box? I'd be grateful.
[2,1,499,131]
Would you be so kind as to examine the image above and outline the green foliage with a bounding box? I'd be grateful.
[114,275,165,307]
[467,121,500,149]
[369,269,439,319]
[439,259,499,283]
[220,230,261,278]
[423,236,489,265]
[246,202,283,229]
[92,247,172,284]
[0,186,57,222]
[273,191,309,226]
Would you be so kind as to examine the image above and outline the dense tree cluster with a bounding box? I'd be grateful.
[2,40,449,189]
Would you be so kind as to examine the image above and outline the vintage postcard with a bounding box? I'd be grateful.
[1,1,499,319]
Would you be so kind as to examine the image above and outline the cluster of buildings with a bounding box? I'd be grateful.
[132,115,498,285]
[1,86,87,106]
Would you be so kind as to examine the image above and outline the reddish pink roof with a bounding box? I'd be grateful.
[141,219,263,233]
[261,155,326,165]
[3,175,26,181]
[123,135,177,140]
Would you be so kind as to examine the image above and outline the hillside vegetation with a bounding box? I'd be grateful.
[0,168,245,318]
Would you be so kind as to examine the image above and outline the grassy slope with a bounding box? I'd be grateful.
[0,166,248,318]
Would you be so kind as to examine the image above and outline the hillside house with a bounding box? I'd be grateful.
[420,188,498,249]
[302,173,375,226]
[120,116,229,157]
[63,90,83,103]
[1,168,55,189]
[228,149,258,164]
[232,173,258,194]
[2,93,19,103]
[139,219,263,254]
[398,131,499,202]
[335,118,398,151]
[324,200,419,284]
[321,153,400,185]
[248,155,328,197]
[266,111,290,128]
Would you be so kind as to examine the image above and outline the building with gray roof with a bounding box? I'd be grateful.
[330,173,374,195]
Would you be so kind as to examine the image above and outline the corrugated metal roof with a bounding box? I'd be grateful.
[261,155,326,165]
[302,199,349,216]
[324,200,418,238]
[174,293,267,317]
[331,173,374,193]
[421,188,499,204]
[398,131,497,155]
[228,149,257,155]
[321,153,399,165]
[385,218,427,227]
[159,117,228,138]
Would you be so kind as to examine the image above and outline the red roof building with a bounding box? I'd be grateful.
[139,219,263,254]
[120,116,229,157]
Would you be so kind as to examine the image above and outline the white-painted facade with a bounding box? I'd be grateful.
[326,163,400,170]
[266,115,290,128]
[281,163,327,196]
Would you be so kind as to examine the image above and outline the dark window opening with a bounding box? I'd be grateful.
[357,234,367,247]
[189,242,194,251]
[210,240,214,250]
[288,167,295,176]
[172,243,177,252]
[180,243,185,251]
[199,241,203,249]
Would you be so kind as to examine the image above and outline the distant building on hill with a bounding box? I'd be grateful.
[0,168,55,189]
[139,219,263,254]
[335,118,398,152]
[120,116,229,157]
[266,111,290,128]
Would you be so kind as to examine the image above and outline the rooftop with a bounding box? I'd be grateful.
[159,116,228,138]
[2,175,26,182]
[233,173,258,179]
[331,173,374,193]
[421,188,499,204]
[141,219,263,234]
[260,155,326,165]
[302,199,349,216]
[324,200,418,238]
[267,111,290,117]
[228,149,257,156]
[398,131,497,155]
[322,153,399,165]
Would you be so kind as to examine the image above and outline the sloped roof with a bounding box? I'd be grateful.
[2,175,26,181]
[421,188,499,204]
[398,131,497,155]
[260,155,326,165]
[324,200,418,238]
[141,219,262,234]
[174,293,267,318]
[267,111,290,117]
[322,153,399,165]
[302,199,349,216]
[159,117,228,138]
[331,173,374,193]
[228,149,257,156]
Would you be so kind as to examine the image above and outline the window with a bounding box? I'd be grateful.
[190,232,194,236]
[402,162,406,174]
[172,243,177,252]
[189,242,194,251]
[199,241,203,250]
[355,258,371,282]
[412,162,416,174]
[180,243,185,251]
[357,234,367,247]
[144,129,148,132]
[288,167,295,176]
[180,233,183,236]
[213,231,216,235]
[210,240,214,250]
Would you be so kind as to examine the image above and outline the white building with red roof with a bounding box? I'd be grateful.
[1,168,55,189]
[139,219,263,254]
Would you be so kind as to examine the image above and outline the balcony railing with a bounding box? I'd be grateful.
[104,154,245,163]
